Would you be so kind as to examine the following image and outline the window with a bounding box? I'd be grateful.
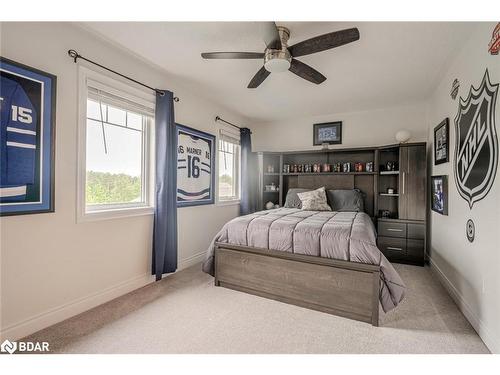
[218,129,240,202]
[78,69,155,221]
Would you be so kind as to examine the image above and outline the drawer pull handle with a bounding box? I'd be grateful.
[387,228,403,232]
[387,247,404,251]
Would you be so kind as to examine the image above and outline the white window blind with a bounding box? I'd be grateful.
[218,126,241,202]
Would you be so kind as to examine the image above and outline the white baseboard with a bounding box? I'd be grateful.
[0,252,206,342]
[178,250,205,270]
[429,257,499,354]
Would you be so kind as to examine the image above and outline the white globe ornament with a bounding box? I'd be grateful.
[395,130,411,143]
[266,201,275,210]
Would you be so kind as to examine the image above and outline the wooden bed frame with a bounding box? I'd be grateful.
[214,242,381,326]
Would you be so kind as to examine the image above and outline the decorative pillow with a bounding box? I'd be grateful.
[297,187,332,211]
[284,188,312,208]
[326,189,365,212]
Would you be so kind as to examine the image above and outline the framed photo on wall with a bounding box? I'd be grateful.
[431,175,448,215]
[176,124,215,207]
[0,57,57,216]
[434,118,449,165]
[313,121,342,146]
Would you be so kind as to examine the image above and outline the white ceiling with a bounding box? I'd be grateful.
[80,22,476,123]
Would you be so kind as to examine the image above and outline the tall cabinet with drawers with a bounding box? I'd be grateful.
[376,143,427,266]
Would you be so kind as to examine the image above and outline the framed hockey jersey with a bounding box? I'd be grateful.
[177,124,215,207]
[0,57,56,216]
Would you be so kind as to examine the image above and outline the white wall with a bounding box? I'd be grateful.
[0,22,245,340]
[251,102,428,152]
[426,22,500,353]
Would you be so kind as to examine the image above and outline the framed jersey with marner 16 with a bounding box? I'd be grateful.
[0,57,56,216]
[176,124,215,207]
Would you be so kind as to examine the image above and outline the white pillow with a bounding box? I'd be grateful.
[297,187,332,211]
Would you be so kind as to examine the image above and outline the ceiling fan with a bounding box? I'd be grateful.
[201,22,360,88]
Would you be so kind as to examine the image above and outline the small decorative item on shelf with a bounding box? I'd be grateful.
[298,164,303,173]
[385,161,398,171]
[267,165,274,173]
[342,162,351,172]
[304,164,312,173]
[283,164,290,173]
[395,129,411,143]
[265,182,277,192]
[322,163,331,172]
[354,162,364,172]
[387,188,395,194]
[313,164,321,173]
[333,162,341,173]
[292,164,298,173]
[379,210,391,218]
[266,201,275,210]
[366,162,374,172]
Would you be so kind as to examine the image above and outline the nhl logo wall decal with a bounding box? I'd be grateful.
[466,219,475,242]
[454,69,499,209]
[451,79,460,100]
[488,22,499,55]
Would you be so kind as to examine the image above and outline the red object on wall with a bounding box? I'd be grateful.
[488,23,500,55]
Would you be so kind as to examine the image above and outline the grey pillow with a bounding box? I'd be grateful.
[327,189,365,212]
[284,188,312,208]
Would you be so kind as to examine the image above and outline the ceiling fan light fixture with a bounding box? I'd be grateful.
[264,49,291,73]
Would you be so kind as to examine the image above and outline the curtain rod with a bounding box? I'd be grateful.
[215,116,243,131]
[67,49,179,102]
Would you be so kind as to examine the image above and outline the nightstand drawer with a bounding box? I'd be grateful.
[407,223,425,239]
[378,221,407,238]
[407,239,424,260]
[377,236,406,259]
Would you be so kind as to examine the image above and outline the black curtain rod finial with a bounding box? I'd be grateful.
[68,49,79,63]
[215,115,242,131]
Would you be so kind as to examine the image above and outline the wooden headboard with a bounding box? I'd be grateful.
[284,174,375,217]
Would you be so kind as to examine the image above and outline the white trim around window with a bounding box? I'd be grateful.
[77,67,156,222]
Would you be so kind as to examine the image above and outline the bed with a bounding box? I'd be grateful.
[202,191,406,326]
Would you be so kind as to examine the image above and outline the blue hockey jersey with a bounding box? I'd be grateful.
[0,75,38,201]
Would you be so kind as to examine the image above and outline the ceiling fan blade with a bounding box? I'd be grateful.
[260,22,282,50]
[247,66,271,88]
[289,28,360,57]
[201,52,265,59]
[289,59,326,84]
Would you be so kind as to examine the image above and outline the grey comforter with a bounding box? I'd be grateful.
[202,208,405,312]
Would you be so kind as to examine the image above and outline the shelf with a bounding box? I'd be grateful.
[263,173,280,176]
[379,171,399,175]
[282,172,377,176]
[263,190,279,193]
[379,193,399,197]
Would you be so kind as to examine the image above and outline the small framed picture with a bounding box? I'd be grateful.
[431,175,448,215]
[434,118,449,165]
[313,121,342,146]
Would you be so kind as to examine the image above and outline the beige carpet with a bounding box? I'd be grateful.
[24,262,489,354]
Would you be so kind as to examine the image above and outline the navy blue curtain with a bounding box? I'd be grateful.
[239,127,258,215]
[152,90,177,281]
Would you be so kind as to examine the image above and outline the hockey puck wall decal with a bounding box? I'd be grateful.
[451,79,460,100]
[454,69,499,209]
[466,219,475,242]
[488,22,499,55]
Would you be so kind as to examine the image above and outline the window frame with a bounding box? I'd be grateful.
[77,67,155,222]
[216,127,241,205]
